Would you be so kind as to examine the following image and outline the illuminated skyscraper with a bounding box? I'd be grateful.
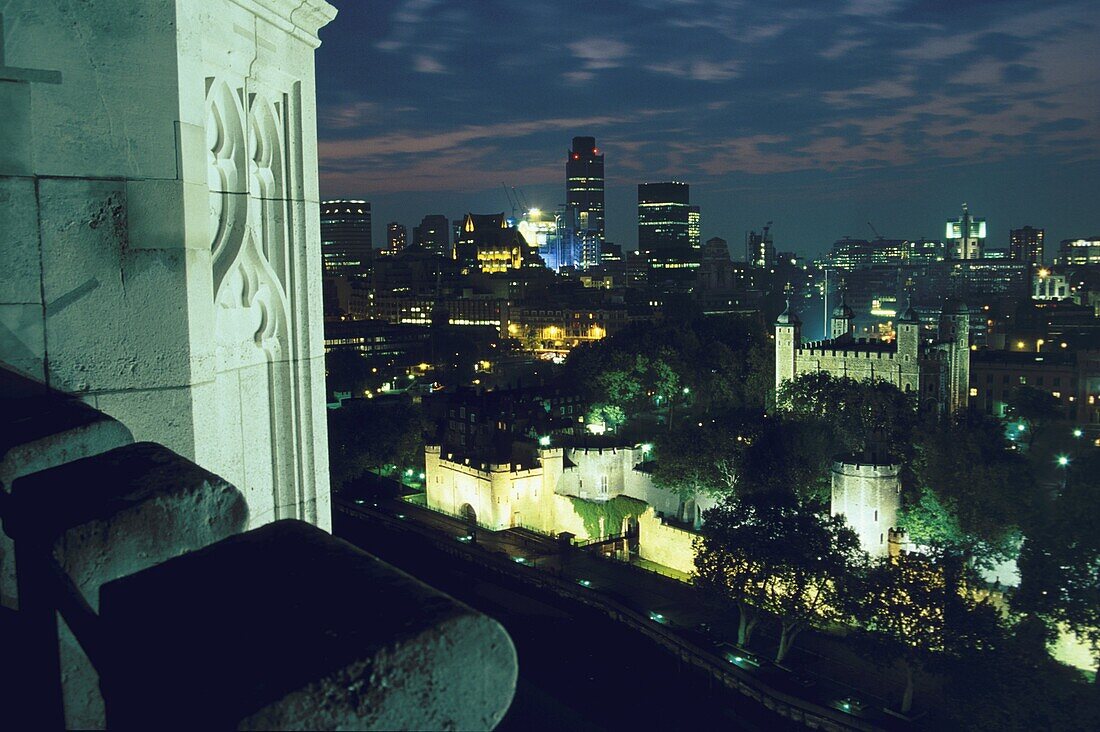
[320,200,372,275]
[566,136,605,243]
[385,221,407,256]
[688,205,701,251]
[638,181,693,268]
[946,203,986,260]
[1009,226,1044,266]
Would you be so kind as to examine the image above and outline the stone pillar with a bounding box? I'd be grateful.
[0,0,337,531]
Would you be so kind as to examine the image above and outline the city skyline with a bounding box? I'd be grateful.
[315,0,1100,256]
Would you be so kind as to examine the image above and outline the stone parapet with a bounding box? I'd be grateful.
[5,441,250,728]
[0,365,134,609]
[98,519,518,730]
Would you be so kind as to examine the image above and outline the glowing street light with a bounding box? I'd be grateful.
[1073,428,1084,438]
[1057,455,1070,467]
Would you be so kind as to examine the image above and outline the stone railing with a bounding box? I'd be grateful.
[0,364,517,729]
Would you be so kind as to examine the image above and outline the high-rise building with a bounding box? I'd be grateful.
[946,203,986,260]
[320,200,372,275]
[413,214,451,257]
[1058,237,1100,266]
[906,238,947,264]
[638,181,693,268]
[1010,226,1045,266]
[566,136,605,243]
[385,222,407,256]
[747,223,775,270]
[688,205,701,251]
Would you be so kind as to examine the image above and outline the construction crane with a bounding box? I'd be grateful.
[501,183,518,218]
[867,222,884,240]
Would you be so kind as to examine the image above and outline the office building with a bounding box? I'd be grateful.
[946,203,986,260]
[566,136,605,243]
[1058,237,1100,266]
[385,221,407,256]
[906,238,947,264]
[1010,226,1045,266]
[320,200,372,275]
[412,214,451,258]
[688,205,701,251]
[638,181,693,268]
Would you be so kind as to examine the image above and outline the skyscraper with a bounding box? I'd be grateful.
[320,200,372,275]
[946,203,986,260]
[688,205,701,251]
[413,214,451,257]
[385,222,407,256]
[1009,226,1044,266]
[566,136,605,243]
[638,181,693,267]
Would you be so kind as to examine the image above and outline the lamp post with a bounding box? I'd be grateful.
[1057,455,1070,492]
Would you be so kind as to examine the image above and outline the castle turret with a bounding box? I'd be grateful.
[830,287,854,341]
[939,298,970,413]
[896,295,920,393]
[774,299,801,403]
[831,455,901,557]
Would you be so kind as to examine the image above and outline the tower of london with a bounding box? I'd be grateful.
[775,294,970,413]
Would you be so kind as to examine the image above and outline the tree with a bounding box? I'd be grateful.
[1005,385,1062,449]
[694,492,866,662]
[858,551,1002,714]
[776,372,917,458]
[651,417,748,501]
[327,398,433,490]
[325,349,379,398]
[738,417,835,506]
[1014,450,1100,683]
[903,417,1032,567]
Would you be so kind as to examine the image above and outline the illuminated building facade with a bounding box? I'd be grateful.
[946,203,986,260]
[455,213,535,273]
[1010,226,1045,265]
[566,136,605,243]
[747,225,775,270]
[827,237,908,270]
[1034,268,1069,300]
[688,206,701,251]
[320,200,372,275]
[413,214,451,257]
[502,305,629,349]
[638,181,694,268]
[385,221,407,256]
[1057,237,1100,266]
[776,297,970,414]
[969,349,1100,423]
[906,238,947,263]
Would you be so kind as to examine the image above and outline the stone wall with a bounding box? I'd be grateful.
[638,508,698,576]
[0,0,335,532]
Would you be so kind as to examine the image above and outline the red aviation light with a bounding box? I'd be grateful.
[593,148,599,154]
[572,153,580,160]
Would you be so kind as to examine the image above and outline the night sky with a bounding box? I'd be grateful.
[315,0,1100,259]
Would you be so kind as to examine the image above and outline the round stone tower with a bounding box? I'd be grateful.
[830,454,901,557]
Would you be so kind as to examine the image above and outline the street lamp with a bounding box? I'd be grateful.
[1057,455,1070,491]
[1073,428,1084,439]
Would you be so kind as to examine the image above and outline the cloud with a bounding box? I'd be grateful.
[413,55,447,74]
[646,59,740,82]
[567,38,632,70]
